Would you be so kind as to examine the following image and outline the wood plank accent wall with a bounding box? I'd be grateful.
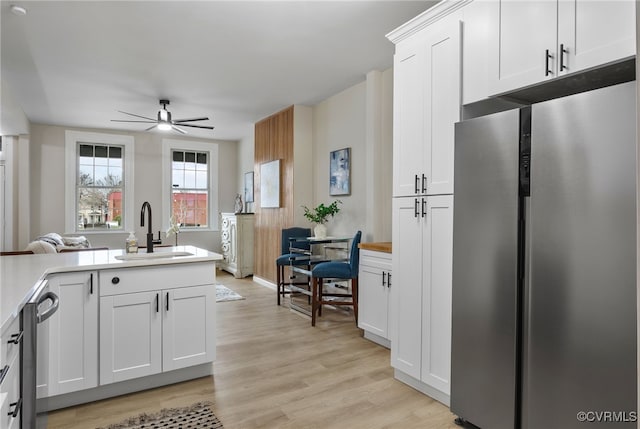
[254,106,295,283]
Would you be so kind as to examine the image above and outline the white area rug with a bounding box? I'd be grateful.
[216,284,244,302]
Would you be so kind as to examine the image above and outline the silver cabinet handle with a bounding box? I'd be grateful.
[37,292,59,323]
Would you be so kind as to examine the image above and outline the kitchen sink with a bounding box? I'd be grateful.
[115,251,193,261]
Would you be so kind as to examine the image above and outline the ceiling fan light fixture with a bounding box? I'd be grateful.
[10,5,27,15]
[111,99,214,134]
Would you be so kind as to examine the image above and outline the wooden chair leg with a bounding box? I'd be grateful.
[317,278,323,317]
[352,277,358,323]
[277,265,282,305]
[311,277,318,326]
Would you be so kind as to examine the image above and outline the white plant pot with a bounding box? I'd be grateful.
[314,224,327,239]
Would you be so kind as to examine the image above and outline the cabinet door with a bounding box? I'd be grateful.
[488,0,557,95]
[391,197,424,379]
[358,257,390,340]
[100,291,162,384]
[557,0,635,76]
[424,17,460,196]
[0,358,20,429]
[393,37,428,197]
[47,271,98,395]
[421,195,453,395]
[163,285,216,371]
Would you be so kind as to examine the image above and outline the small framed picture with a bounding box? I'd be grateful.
[330,147,351,196]
[244,171,254,203]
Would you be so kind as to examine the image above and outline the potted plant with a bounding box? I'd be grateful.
[302,200,342,238]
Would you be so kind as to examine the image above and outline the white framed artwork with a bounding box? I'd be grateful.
[260,159,280,208]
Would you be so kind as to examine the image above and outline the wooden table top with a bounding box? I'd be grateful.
[358,241,392,253]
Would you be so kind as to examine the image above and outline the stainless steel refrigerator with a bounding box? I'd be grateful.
[450,81,637,429]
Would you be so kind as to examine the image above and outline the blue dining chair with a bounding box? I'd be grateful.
[310,230,362,326]
[276,227,312,305]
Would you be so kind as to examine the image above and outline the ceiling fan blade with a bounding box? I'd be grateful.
[179,124,215,130]
[145,124,158,131]
[117,110,156,121]
[173,117,210,123]
[171,124,188,134]
[111,119,157,123]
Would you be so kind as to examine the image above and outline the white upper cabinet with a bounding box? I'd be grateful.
[557,0,635,75]
[461,0,492,105]
[489,0,635,96]
[392,14,461,197]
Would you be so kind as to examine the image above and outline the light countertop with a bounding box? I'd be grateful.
[0,246,222,334]
[358,242,392,253]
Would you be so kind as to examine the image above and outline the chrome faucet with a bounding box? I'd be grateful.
[140,201,155,253]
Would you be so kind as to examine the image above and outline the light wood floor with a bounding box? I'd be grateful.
[47,271,459,428]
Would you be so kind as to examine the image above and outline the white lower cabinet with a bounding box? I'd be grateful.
[163,285,216,371]
[358,250,392,346]
[391,195,453,404]
[99,264,216,385]
[0,359,21,429]
[1,317,21,429]
[100,291,162,384]
[46,271,99,396]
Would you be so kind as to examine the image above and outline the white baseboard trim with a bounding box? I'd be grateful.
[38,363,214,412]
[363,331,391,349]
[253,276,276,290]
[393,369,450,407]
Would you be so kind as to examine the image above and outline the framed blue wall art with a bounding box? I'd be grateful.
[329,147,350,196]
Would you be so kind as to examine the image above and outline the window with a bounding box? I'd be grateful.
[77,144,123,230]
[65,131,134,233]
[162,139,218,232]
[171,150,209,227]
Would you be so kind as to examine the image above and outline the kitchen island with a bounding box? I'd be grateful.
[0,246,222,425]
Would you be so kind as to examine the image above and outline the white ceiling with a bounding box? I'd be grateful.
[1,1,437,141]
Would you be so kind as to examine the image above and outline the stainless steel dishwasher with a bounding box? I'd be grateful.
[21,279,58,428]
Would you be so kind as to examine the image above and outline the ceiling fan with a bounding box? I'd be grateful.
[111,99,214,134]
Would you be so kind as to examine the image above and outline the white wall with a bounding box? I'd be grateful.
[29,123,237,252]
[0,79,29,135]
[312,81,368,238]
[310,69,394,242]
[237,126,255,213]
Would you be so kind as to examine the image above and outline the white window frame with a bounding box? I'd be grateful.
[162,139,219,232]
[65,131,135,234]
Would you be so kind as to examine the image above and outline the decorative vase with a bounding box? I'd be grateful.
[314,223,327,239]
[234,194,243,214]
